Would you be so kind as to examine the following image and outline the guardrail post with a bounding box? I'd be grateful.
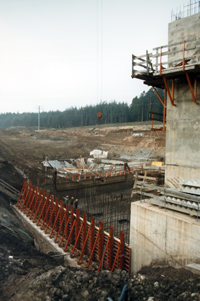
[17,180,26,207]
[21,183,32,210]
[32,188,42,222]
[78,221,91,264]
[156,48,158,72]
[42,191,47,220]
[132,54,135,77]
[159,46,162,75]
[108,226,113,271]
[75,209,79,248]
[30,187,40,219]
[119,232,125,270]
[90,216,95,260]
[82,212,87,254]
[26,185,36,215]
[45,198,56,234]
[98,221,104,262]
[54,203,68,243]
[59,205,70,246]
[55,197,58,231]
[70,206,74,244]
[41,195,53,230]
[36,192,48,226]
[146,50,149,75]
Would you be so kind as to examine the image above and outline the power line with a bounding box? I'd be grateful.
[35,106,43,130]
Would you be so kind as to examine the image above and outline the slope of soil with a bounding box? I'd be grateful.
[4,124,200,300]
[0,123,165,182]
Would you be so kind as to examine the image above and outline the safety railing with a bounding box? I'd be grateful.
[0,179,20,201]
[37,167,135,186]
[16,181,131,273]
[132,38,199,77]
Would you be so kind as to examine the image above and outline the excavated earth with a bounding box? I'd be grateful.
[1,123,200,300]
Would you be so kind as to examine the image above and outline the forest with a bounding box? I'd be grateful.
[0,88,164,129]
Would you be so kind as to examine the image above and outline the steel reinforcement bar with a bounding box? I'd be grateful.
[16,180,131,273]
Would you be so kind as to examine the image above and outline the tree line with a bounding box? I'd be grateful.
[0,88,164,129]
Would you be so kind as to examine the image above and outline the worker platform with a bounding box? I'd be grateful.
[131,37,200,133]
[132,38,200,88]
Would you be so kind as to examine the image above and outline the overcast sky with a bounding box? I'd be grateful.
[0,0,188,113]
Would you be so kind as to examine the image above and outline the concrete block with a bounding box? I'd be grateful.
[130,201,200,273]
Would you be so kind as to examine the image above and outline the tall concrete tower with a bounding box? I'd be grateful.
[165,12,200,183]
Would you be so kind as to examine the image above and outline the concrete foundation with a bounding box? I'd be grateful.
[12,205,78,268]
[40,174,133,199]
[130,201,200,273]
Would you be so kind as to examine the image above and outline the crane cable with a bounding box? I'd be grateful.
[97,0,103,104]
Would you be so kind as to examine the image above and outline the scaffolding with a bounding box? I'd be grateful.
[132,38,200,131]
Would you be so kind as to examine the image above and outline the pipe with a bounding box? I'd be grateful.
[107,284,128,301]
[17,229,33,240]
[119,284,128,301]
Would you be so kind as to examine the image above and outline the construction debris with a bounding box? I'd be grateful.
[135,178,200,217]
[90,149,108,159]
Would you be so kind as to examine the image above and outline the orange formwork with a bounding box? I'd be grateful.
[16,180,131,273]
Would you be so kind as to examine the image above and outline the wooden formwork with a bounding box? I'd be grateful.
[16,180,131,273]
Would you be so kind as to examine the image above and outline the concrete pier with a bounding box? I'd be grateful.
[165,12,200,184]
[130,201,200,273]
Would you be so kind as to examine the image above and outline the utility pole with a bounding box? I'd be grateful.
[38,106,40,131]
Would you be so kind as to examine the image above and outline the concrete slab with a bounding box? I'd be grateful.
[12,205,79,268]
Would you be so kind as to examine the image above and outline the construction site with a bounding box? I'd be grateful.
[1,2,200,301]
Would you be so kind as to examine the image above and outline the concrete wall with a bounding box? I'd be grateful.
[39,174,133,199]
[130,201,200,273]
[165,13,200,184]
[168,12,200,64]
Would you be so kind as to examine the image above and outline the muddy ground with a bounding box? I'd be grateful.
[1,190,200,301]
[1,123,200,300]
[0,123,165,183]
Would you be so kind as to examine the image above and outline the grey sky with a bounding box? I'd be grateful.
[0,0,187,113]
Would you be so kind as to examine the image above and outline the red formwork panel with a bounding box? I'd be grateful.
[17,181,131,273]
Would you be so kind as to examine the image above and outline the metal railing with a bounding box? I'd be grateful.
[132,38,199,77]
[0,179,20,201]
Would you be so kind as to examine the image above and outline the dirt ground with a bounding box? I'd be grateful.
[1,189,200,300]
[2,123,200,300]
[0,122,165,184]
